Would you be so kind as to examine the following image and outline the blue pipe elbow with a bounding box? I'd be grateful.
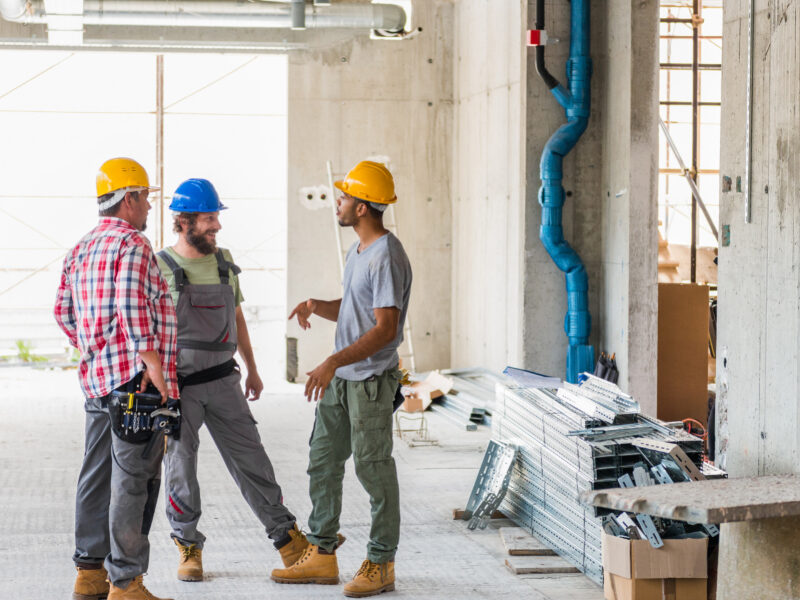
[537,0,594,383]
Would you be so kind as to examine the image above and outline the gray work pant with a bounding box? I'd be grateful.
[164,370,295,548]
[73,396,163,588]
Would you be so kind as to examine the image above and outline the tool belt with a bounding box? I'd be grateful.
[177,358,239,391]
[108,373,181,458]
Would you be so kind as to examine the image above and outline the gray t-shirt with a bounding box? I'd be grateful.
[334,232,412,381]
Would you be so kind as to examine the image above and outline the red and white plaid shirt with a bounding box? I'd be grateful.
[54,217,179,399]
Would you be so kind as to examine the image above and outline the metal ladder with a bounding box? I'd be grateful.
[326,161,416,372]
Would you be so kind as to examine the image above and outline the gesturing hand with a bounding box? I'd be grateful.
[288,299,317,330]
[305,358,337,402]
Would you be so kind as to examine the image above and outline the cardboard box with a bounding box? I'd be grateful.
[400,371,453,413]
[602,532,707,600]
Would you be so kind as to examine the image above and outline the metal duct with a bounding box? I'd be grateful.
[0,0,406,31]
[0,0,27,21]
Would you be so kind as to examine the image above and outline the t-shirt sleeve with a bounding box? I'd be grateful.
[370,251,405,311]
[224,249,244,306]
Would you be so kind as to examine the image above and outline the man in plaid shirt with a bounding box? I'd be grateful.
[55,158,178,600]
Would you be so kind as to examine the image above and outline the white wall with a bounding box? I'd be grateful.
[286,1,454,378]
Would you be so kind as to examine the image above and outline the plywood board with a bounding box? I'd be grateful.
[581,475,800,524]
[499,527,556,556]
[657,283,710,425]
[504,556,579,575]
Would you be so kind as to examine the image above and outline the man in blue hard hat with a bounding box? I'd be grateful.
[157,178,313,581]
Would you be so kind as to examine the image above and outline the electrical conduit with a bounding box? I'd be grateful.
[536,0,594,383]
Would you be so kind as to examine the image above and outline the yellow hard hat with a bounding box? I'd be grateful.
[96,157,159,197]
[334,160,397,204]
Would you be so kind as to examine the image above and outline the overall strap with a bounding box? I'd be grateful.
[214,249,242,286]
[157,250,186,292]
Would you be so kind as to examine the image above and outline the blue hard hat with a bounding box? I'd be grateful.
[169,178,228,213]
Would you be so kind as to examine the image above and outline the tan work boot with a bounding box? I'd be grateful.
[107,576,173,600]
[174,538,203,581]
[277,524,348,567]
[343,560,395,598]
[73,566,110,600]
[270,544,339,584]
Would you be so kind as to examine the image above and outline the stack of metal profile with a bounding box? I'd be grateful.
[428,368,507,430]
[492,372,703,585]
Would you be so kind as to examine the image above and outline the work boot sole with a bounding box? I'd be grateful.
[343,582,396,598]
[271,575,340,585]
[72,594,108,600]
[177,573,203,582]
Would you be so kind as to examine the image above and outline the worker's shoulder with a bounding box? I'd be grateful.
[218,247,236,264]
[382,232,410,264]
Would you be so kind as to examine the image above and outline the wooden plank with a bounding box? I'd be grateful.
[452,508,506,520]
[499,527,556,556]
[580,474,800,524]
[504,556,579,575]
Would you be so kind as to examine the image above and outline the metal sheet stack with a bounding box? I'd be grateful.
[429,368,507,430]
[492,373,703,585]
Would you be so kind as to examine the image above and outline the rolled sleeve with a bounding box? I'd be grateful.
[54,256,79,348]
[115,243,159,352]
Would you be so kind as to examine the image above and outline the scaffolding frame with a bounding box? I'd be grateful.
[659,0,722,283]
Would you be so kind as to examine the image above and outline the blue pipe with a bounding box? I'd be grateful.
[537,0,594,383]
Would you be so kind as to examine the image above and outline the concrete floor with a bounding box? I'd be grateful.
[0,366,602,600]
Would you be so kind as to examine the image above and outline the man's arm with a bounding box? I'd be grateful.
[304,306,400,401]
[289,298,342,329]
[236,305,263,401]
[54,257,79,348]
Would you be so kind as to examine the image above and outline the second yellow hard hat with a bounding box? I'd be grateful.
[334,160,397,205]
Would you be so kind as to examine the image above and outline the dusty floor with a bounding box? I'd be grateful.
[0,366,602,599]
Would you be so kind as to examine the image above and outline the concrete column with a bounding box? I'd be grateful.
[717,516,800,600]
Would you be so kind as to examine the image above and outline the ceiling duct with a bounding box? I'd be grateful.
[0,0,409,45]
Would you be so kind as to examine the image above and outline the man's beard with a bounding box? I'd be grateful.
[186,225,217,255]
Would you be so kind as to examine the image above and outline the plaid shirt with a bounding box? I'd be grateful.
[54,217,179,399]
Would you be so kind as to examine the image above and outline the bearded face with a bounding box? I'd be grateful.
[181,212,220,255]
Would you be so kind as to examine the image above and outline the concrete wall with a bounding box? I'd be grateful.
[523,0,604,380]
[286,1,454,378]
[451,0,658,397]
[450,0,526,372]
[717,0,800,478]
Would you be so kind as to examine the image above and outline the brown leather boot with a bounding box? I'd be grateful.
[73,566,110,600]
[270,544,339,584]
[343,559,395,598]
[174,538,203,582]
[276,524,348,567]
[107,576,173,600]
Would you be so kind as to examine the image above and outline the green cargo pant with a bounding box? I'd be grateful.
[306,367,402,564]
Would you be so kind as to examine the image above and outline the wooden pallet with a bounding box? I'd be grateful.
[499,527,556,556]
[505,556,579,575]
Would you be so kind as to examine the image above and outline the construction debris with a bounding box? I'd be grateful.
[487,368,707,585]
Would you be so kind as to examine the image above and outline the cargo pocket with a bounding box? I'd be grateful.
[352,414,392,463]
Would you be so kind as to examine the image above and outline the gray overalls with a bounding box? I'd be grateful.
[159,249,295,548]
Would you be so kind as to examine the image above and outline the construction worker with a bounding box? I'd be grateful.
[55,158,178,600]
[158,178,312,581]
[274,160,412,597]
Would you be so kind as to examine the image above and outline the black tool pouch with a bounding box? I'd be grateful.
[107,373,162,444]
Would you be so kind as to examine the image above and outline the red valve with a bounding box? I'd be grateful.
[527,29,550,46]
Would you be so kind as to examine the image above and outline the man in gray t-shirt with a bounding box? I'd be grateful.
[274,160,411,598]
